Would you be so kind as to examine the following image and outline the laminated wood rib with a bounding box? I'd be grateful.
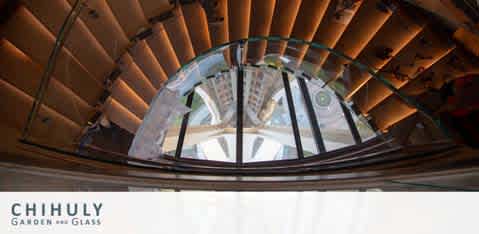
[103,97,141,134]
[228,0,251,41]
[129,40,167,89]
[353,28,456,114]
[106,0,149,38]
[399,48,479,97]
[344,7,428,100]
[110,79,149,119]
[118,53,156,104]
[0,79,82,148]
[204,0,230,65]
[23,0,115,83]
[305,0,362,71]
[137,0,174,20]
[66,0,129,59]
[162,7,195,64]
[68,0,129,59]
[285,0,330,63]
[266,0,302,55]
[247,0,276,62]
[369,47,478,130]
[146,23,181,77]
[182,2,212,55]
[207,0,229,47]
[0,39,95,126]
[320,0,393,83]
[0,6,103,105]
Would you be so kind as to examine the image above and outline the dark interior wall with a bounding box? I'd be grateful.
[0,0,20,25]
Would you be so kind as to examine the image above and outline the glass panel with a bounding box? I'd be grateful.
[243,66,301,162]
[287,76,317,157]
[181,73,236,162]
[352,111,377,142]
[306,79,356,151]
[161,96,188,156]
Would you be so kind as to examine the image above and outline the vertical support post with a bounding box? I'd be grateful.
[175,92,195,159]
[235,40,246,166]
[282,72,304,159]
[22,0,84,139]
[340,101,362,144]
[297,77,326,153]
[236,67,244,165]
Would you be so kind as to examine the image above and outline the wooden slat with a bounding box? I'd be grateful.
[284,0,330,63]
[182,2,212,55]
[207,0,229,47]
[110,79,149,119]
[129,40,168,89]
[369,47,479,130]
[0,6,103,105]
[353,28,456,114]
[118,53,157,104]
[305,0,362,71]
[66,0,129,59]
[400,49,479,96]
[103,97,141,134]
[162,7,195,64]
[320,0,393,83]
[247,0,276,63]
[266,0,302,55]
[344,6,427,100]
[106,0,149,38]
[24,0,114,83]
[146,23,181,76]
[454,28,479,57]
[0,79,82,148]
[137,0,174,20]
[0,39,95,125]
[228,0,251,41]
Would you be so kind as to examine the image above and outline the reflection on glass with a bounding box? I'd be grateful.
[162,96,188,155]
[159,52,379,162]
[168,63,378,162]
[183,134,236,162]
[242,67,302,162]
[178,73,236,162]
[288,76,317,157]
[306,79,356,151]
[353,114,377,142]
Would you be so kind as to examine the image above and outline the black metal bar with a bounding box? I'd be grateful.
[175,92,195,159]
[22,0,84,139]
[340,101,362,144]
[236,67,244,165]
[297,77,326,153]
[282,72,304,159]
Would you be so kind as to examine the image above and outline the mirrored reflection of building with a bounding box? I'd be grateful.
[158,57,377,163]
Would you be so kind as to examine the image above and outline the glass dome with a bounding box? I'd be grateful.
[128,39,378,164]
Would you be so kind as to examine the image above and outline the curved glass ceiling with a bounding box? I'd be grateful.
[129,39,378,163]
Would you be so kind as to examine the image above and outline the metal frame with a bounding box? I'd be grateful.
[236,66,244,165]
[339,101,362,144]
[297,77,327,153]
[175,92,195,159]
[172,64,379,164]
[282,72,305,159]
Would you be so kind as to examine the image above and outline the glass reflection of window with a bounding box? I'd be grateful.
[242,67,303,162]
[181,82,236,162]
[168,64,378,163]
[306,79,356,151]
